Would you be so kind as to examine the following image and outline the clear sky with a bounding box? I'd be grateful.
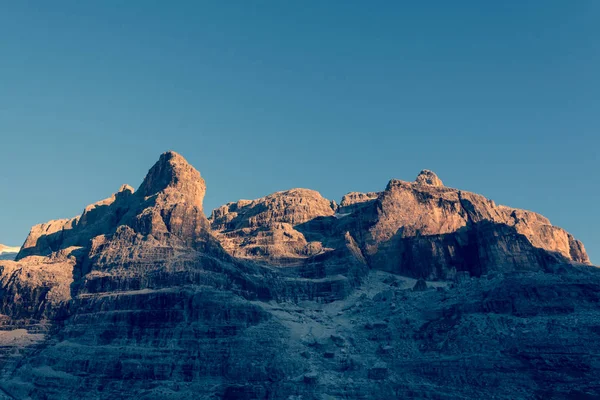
[0,1,598,263]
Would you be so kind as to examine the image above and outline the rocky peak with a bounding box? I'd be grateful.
[211,188,335,231]
[340,192,379,208]
[1,150,598,400]
[118,184,134,195]
[209,188,337,262]
[415,169,443,187]
[115,151,214,249]
[137,151,206,209]
[16,151,215,260]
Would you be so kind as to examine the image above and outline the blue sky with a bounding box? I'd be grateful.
[0,1,598,263]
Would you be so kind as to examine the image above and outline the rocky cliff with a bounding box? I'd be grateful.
[0,151,597,400]
[209,188,336,262]
[210,169,589,280]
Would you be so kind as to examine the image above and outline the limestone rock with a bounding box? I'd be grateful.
[17,218,78,259]
[137,151,205,209]
[303,372,318,384]
[368,362,390,380]
[211,188,334,230]
[338,191,379,214]
[340,192,379,207]
[208,168,589,281]
[17,151,217,260]
[415,169,443,187]
[0,252,75,321]
[345,174,590,279]
[413,278,428,291]
[210,188,336,262]
[0,154,596,400]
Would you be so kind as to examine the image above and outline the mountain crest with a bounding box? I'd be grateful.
[137,151,206,209]
[415,169,443,187]
[0,151,596,399]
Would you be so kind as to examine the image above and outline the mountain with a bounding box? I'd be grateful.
[209,170,589,277]
[0,245,20,261]
[0,151,598,400]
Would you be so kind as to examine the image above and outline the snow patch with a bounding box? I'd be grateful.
[0,245,20,255]
[0,329,45,346]
[333,212,351,219]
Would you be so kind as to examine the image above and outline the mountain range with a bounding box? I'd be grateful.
[0,245,19,261]
[0,151,597,399]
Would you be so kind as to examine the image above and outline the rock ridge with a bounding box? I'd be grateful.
[0,153,596,400]
[414,169,443,186]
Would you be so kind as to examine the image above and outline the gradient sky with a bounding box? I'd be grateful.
[0,1,598,263]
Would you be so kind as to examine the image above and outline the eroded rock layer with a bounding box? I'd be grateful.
[210,169,589,280]
[210,188,336,262]
[0,151,596,400]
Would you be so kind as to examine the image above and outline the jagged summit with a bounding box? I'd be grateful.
[209,187,337,261]
[415,169,443,187]
[210,165,589,271]
[13,152,590,270]
[137,150,206,209]
[17,151,214,260]
[0,150,598,399]
[118,184,134,194]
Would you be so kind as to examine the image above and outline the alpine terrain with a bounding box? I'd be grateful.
[0,151,597,400]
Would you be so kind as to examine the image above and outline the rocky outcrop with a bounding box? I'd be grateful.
[0,251,75,322]
[340,192,378,207]
[17,152,216,261]
[371,178,589,278]
[16,186,134,260]
[414,169,443,186]
[209,170,589,281]
[210,188,336,263]
[0,151,595,400]
[124,151,214,251]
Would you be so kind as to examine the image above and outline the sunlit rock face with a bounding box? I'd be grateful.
[210,188,337,262]
[352,176,590,279]
[0,152,597,400]
[17,151,214,261]
[414,169,444,187]
[210,169,589,280]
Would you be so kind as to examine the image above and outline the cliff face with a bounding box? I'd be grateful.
[17,152,215,261]
[210,188,336,262]
[359,174,589,279]
[210,169,589,280]
[0,151,597,400]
